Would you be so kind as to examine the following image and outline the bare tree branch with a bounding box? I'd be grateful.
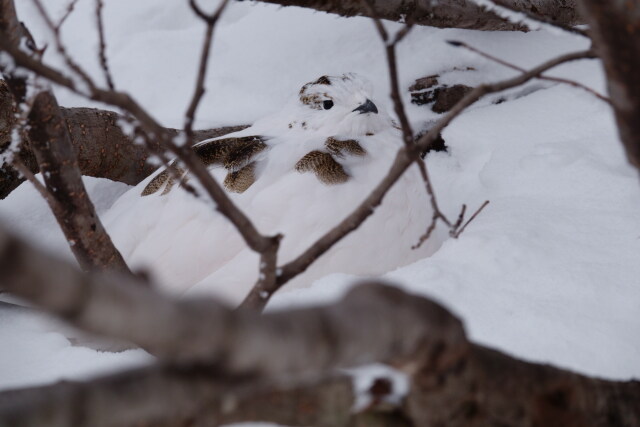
[577,0,640,171]
[183,0,230,139]
[55,0,80,32]
[12,158,52,204]
[26,91,131,273]
[0,0,22,47]
[483,0,589,37]
[0,367,361,427]
[237,234,281,310]
[358,3,461,249]
[406,343,640,426]
[94,0,114,90]
[451,40,611,104]
[252,0,583,31]
[1,223,639,426]
[31,0,98,92]
[450,200,490,238]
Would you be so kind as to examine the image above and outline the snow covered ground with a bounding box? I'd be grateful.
[1,0,639,395]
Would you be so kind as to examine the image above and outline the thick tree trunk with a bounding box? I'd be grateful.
[254,0,582,30]
[26,92,131,273]
[408,345,640,426]
[578,1,640,171]
[0,368,359,427]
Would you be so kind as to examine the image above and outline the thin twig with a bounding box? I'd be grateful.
[363,0,466,251]
[411,212,438,250]
[449,40,610,104]
[476,0,589,38]
[238,235,282,311]
[31,0,97,92]
[55,0,80,32]
[361,0,414,145]
[184,0,284,311]
[411,160,452,250]
[451,200,490,238]
[12,158,54,207]
[183,0,230,140]
[129,120,200,197]
[452,204,467,230]
[95,0,114,90]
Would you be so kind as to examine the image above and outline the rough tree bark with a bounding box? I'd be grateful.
[578,0,640,171]
[0,368,361,427]
[25,92,131,273]
[253,0,582,30]
[0,224,638,426]
[408,345,640,426]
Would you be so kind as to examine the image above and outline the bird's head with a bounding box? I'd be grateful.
[289,73,392,136]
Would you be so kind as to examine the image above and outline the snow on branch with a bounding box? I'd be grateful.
[252,0,584,32]
[471,0,588,37]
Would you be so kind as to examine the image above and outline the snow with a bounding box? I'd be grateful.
[347,364,409,411]
[0,302,151,391]
[1,0,638,403]
[0,175,129,258]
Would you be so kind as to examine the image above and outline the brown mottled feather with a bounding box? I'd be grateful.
[224,138,267,171]
[193,140,235,167]
[161,172,182,195]
[298,76,333,110]
[295,150,349,185]
[224,162,258,193]
[141,136,267,196]
[325,137,366,157]
[314,75,331,85]
[193,136,266,168]
[299,92,324,110]
[141,162,186,196]
[141,170,170,196]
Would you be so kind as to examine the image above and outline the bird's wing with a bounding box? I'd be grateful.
[294,150,350,185]
[324,137,367,157]
[292,137,367,185]
[140,136,268,196]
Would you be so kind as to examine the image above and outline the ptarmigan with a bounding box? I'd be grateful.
[103,73,438,304]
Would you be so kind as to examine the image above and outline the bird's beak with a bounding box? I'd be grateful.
[352,99,378,114]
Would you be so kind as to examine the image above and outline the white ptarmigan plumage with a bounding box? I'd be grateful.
[103,73,438,304]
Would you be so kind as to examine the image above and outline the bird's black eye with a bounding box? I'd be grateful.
[323,100,334,110]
